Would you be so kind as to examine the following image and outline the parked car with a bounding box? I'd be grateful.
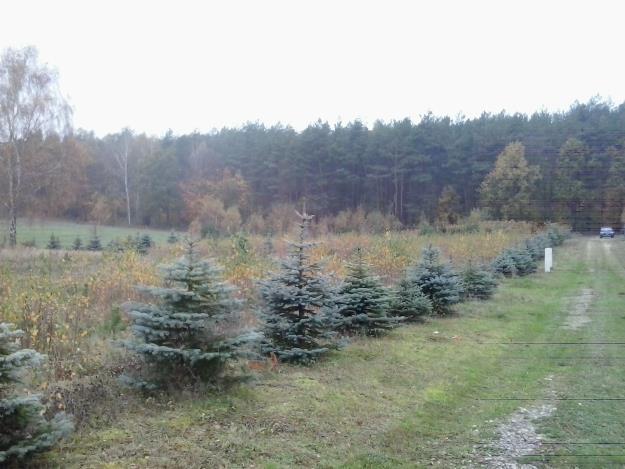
[600,227,615,238]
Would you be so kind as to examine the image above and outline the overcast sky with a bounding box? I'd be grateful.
[2,0,624,136]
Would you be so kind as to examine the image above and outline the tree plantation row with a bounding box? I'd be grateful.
[0,215,566,465]
[1,47,624,248]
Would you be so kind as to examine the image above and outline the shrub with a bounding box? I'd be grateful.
[365,210,402,234]
[21,239,37,248]
[106,238,125,253]
[0,323,73,463]
[336,248,401,335]
[245,213,267,235]
[408,246,464,315]
[462,262,498,300]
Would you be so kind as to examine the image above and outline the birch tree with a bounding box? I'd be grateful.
[0,47,70,246]
[111,128,133,225]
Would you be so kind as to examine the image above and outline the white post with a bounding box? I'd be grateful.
[545,248,553,272]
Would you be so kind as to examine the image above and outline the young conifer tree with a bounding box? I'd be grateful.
[72,236,83,250]
[46,234,61,250]
[167,230,179,244]
[390,278,433,321]
[0,323,73,464]
[509,247,536,276]
[336,247,401,335]
[408,245,464,315]
[492,250,517,277]
[260,209,340,364]
[121,240,258,388]
[462,261,498,300]
[87,233,102,251]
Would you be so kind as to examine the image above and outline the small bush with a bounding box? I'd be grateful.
[21,238,37,248]
[72,237,83,251]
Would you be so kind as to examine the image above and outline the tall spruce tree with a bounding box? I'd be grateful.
[336,247,401,335]
[0,323,73,464]
[260,210,340,364]
[121,240,258,388]
[408,246,464,315]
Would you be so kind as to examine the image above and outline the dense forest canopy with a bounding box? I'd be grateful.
[3,97,625,233]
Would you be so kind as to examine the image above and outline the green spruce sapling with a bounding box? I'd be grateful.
[462,261,498,300]
[408,245,464,315]
[167,230,179,244]
[87,233,102,251]
[336,247,401,335]
[72,236,83,251]
[0,323,73,464]
[121,240,259,388]
[46,234,61,250]
[390,278,433,320]
[260,210,340,364]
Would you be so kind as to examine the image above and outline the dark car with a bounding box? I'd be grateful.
[600,227,615,238]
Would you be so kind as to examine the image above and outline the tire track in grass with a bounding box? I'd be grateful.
[478,238,596,468]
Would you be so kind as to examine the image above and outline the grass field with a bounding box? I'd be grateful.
[0,218,174,247]
[5,221,600,467]
[21,236,617,468]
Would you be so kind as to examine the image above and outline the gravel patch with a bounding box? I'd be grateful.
[480,400,556,468]
[562,288,593,330]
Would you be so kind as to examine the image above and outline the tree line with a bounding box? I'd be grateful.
[3,47,625,240]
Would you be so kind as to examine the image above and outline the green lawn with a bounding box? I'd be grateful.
[42,236,625,468]
[0,219,175,248]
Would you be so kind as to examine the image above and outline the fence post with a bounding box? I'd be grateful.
[545,248,553,272]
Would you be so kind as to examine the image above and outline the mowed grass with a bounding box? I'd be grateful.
[46,238,599,468]
[523,238,625,467]
[0,218,173,247]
